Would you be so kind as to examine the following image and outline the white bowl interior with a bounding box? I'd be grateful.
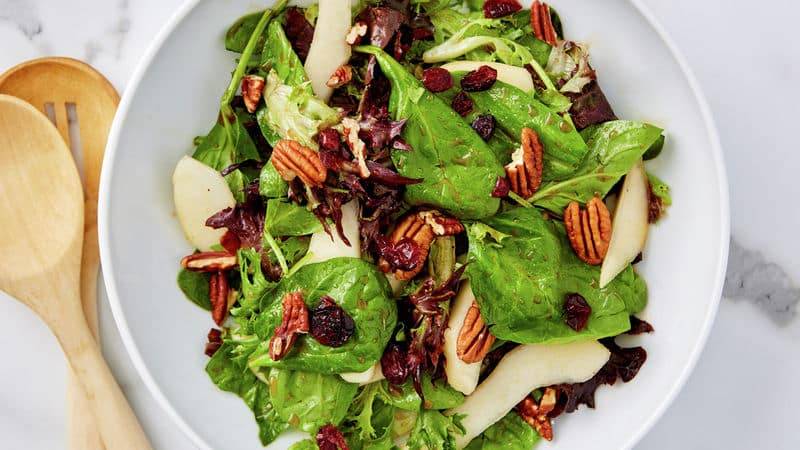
[99,1,728,449]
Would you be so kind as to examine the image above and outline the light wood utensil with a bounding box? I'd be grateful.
[0,94,151,449]
[0,57,120,450]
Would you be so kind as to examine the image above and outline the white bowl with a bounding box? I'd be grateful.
[99,1,729,449]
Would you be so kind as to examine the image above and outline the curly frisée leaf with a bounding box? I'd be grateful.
[406,409,465,450]
[259,70,341,150]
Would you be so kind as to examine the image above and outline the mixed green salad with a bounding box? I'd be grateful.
[172,0,671,448]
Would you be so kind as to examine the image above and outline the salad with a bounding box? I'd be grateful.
[172,0,671,448]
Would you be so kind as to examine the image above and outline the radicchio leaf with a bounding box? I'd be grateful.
[567,81,617,130]
[358,117,407,150]
[206,180,265,250]
[283,7,314,62]
[359,6,406,49]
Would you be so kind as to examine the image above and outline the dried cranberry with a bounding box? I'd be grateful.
[205,328,222,357]
[309,296,355,347]
[491,176,510,198]
[381,341,410,385]
[471,114,496,140]
[316,424,349,450]
[451,91,474,116]
[483,0,522,18]
[317,128,343,152]
[461,65,498,92]
[376,236,423,271]
[563,293,591,331]
[422,67,453,93]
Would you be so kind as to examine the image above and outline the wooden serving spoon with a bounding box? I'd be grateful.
[0,57,119,450]
[0,94,152,450]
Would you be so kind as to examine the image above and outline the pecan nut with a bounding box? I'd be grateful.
[181,251,237,272]
[379,210,464,280]
[564,196,612,265]
[326,64,353,89]
[271,139,328,187]
[505,128,544,199]
[209,272,231,326]
[517,389,557,441]
[345,22,368,45]
[456,301,496,363]
[531,1,558,46]
[269,291,310,361]
[241,75,266,113]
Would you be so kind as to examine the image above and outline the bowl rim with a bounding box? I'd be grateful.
[98,1,730,448]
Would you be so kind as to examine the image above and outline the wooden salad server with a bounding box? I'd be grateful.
[0,94,151,449]
[0,57,119,450]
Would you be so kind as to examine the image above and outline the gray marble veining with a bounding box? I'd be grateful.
[0,0,42,39]
[724,238,799,325]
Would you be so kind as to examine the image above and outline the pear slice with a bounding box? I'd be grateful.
[443,282,482,395]
[172,156,235,251]
[440,61,534,93]
[600,159,650,288]
[448,340,610,448]
[306,200,360,264]
[340,363,385,385]
[304,0,352,102]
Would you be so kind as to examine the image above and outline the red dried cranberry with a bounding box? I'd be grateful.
[483,0,522,18]
[310,296,355,347]
[376,236,422,271]
[471,114,496,140]
[461,65,498,92]
[317,128,343,152]
[564,293,591,331]
[491,176,510,198]
[381,341,410,385]
[451,91,474,116]
[316,424,349,450]
[422,67,453,93]
[205,328,223,357]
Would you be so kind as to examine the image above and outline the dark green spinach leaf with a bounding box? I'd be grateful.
[225,11,268,54]
[531,120,663,214]
[356,46,504,220]
[264,199,322,237]
[467,208,647,344]
[249,258,397,373]
[176,269,211,311]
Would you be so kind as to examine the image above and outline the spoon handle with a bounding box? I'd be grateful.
[58,314,153,450]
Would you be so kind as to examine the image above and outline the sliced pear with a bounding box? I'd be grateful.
[448,340,610,448]
[440,61,534,93]
[340,363,385,385]
[600,159,650,288]
[304,0,352,102]
[443,282,482,395]
[385,273,406,296]
[172,156,235,251]
[306,200,360,264]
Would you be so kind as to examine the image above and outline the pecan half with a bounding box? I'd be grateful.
[457,301,496,363]
[326,64,353,89]
[379,211,464,280]
[531,1,558,46]
[209,272,231,326]
[269,291,310,361]
[517,389,557,441]
[505,128,544,199]
[241,75,266,113]
[181,251,237,272]
[345,22,368,45]
[271,139,328,187]
[564,197,612,265]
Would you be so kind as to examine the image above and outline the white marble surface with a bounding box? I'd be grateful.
[0,0,797,448]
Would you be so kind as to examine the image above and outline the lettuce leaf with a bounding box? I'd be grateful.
[406,409,464,450]
[467,208,647,344]
[464,412,540,450]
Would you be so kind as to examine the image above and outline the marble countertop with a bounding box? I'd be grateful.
[0,0,797,448]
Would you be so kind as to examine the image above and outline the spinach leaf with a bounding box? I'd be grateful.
[421,376,464,410]
[264,199,322,237]
[467,208,647,344]
[446,78,588,180]
[260,19,310,89]
[356,46,504,220]
[643,134,666,160]
[259,162,288,198]
[176,269,211,311]
[237,248,275,314]
[648,172,672,207]
[225,11,268,54]
[406,409,464,450]
[464,412,540,450]
[206,343,288,445]
[531,120,664,214]
[249,258,397,373]
[192,113,261,202]
[268,368,359,433]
